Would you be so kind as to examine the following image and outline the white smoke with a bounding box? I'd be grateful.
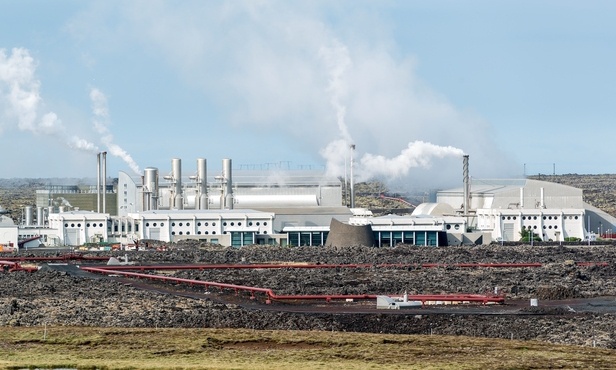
[318,40,465,182]
[89,88,141,175]
[0,47,98,153]
[359,141,465,180]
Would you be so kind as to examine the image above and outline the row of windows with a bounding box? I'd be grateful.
[145,221,269,227]
[525,225,559,230]
[64,223,105,228]
[171,230,269,236]
[501,215,579,221]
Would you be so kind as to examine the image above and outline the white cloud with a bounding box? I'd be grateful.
[65,1,517,185]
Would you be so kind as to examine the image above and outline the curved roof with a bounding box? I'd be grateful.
[412,203,455,216]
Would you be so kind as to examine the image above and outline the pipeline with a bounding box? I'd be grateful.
[0,254,110,262]
[0,260,38,272]
[80,266,504,305]
[83,262,549,272]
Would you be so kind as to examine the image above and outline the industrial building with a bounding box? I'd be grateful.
[9,155,616,250]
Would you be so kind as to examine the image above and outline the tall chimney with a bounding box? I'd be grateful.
[171,158,183,210]
[463,155,470,215]
[350,144,355,208]
[96,152,101,213]
[222,158,233,209]
[102,151,107,214]
[197,158,208,210]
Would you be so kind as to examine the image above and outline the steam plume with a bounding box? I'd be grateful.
[0,47,98,153]
[318,41,465,182]
[359,141,465,179]
[90,88,141,175]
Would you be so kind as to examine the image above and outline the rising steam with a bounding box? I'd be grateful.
[89,88,141,175]
[318,40,465,182]
[0,48,99,153]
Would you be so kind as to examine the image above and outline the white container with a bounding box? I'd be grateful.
[530,298,538,307]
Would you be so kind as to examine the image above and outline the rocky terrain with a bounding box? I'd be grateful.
[2,243,616,348]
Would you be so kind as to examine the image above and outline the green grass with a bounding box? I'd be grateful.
[0,327,613,369]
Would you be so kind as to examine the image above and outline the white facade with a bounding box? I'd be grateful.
[47,211,109,246]
[476,208,586,242]
[128,209,275,246]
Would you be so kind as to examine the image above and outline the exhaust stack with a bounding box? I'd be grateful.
[97,152,101,213]
[171,158,183,210]
[222,158,233,210]
[463,155,470,215]
[197,158,208,210]
[143,167,159,211]
[102,151,107,214]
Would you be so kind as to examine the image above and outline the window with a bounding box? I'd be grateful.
[153,222,157,227]
[186,222,190,226]
[223,222,227,226]
[179,222,183,226]
[263,222,268,226]
[160,223,164,227]
[172,222,176,226]
[146,222,150,227]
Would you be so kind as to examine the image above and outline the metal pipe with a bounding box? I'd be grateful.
[80,266,506,304]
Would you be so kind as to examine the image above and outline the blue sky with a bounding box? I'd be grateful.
[1,1,614,188]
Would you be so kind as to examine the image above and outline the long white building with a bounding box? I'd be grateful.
[11,157,616,249]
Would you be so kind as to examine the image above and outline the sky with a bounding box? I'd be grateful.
[1,1,615,189]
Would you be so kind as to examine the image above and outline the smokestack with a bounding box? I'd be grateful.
[463,155,470,215]
[520,187,524,208]
[36,206,44,226]
[350,144,355,208]
[102,151,107,214]
[197,158,208,210]
[97,152,101,213]
[172,158,183,210]
[143,167,159,211]
[222,158,233,210]
[540,187,545,208]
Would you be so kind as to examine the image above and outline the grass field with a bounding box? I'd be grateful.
[0,327,614,369]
